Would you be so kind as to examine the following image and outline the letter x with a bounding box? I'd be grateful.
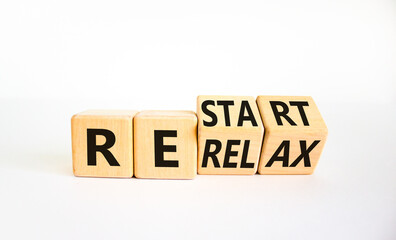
[289,140,320,167]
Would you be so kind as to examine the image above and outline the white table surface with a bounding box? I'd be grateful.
[0,99,395,240]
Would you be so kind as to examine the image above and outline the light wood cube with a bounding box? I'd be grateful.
[134,111,197,179]
[197,96,264,175]
[256,96,328,174]
[71,110,138,178]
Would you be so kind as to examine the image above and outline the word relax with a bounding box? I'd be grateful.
[71,95,328,179]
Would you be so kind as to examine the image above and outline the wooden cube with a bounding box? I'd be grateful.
[197,96,264,175]
[71,110,138,178]
[256,96,328,174]
[134,111,197,179]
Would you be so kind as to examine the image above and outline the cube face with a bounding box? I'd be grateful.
[71,110,138,178]
[197,96,264,175]
[256,96,328,174]
[134,111,197,179]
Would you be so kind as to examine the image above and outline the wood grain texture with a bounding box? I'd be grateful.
[197,95,264,175]
[134,110,197,179]
[256,96,328,174]
[71,110,138,178]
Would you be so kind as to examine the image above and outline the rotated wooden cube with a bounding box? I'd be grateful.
[71,110,138,178]
[256,96,328,174]
[133,111,197,179]
[197,96,264,175]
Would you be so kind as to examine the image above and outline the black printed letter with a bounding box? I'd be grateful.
[223,140,239,168]
[270,101,296,126]
[290,101,310,126]
[202,140,222,168]
[217,100,234,126]
[265,140,290,167]
[87,129,119,166]
[202,100,217,127]
[240,140,254,168]
[237,101,258,127]
[154,130,178,167]
[289,140,320,167]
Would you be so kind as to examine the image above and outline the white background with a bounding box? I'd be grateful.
[0,0,395,239]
